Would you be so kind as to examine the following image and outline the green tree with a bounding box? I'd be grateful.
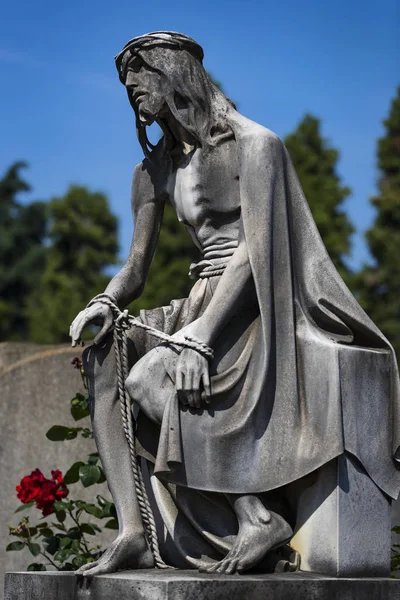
[0,162,47,341]
[27,185,119,344]
[134,202,200,311]
[356,87,400,357]
[284,115,354,283]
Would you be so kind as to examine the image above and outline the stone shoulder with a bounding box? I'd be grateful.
[229,113,284,155]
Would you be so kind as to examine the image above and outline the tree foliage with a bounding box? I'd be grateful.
[26,185,119,343]
[0,162,47,341]
[284,115,354,283]
[356,87,400,357]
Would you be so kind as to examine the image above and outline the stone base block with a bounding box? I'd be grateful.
[5,571,400,600]
[290,453,392,577]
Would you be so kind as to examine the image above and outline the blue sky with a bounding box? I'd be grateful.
[0,0,398,271]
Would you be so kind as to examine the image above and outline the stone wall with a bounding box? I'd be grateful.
[0,343,113,599]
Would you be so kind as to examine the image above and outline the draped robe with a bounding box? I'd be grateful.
[134,111,400,501]
[92,110,400,568]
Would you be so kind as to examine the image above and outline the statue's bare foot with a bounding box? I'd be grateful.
[75,533,154,578]
[202,511,292,574]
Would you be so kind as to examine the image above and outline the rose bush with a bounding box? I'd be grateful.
[7,357,118,572]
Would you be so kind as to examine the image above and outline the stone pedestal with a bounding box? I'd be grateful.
[5,571,400,600]
[290,453,391,576]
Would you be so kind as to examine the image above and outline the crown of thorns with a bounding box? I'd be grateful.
[115,31,204,83]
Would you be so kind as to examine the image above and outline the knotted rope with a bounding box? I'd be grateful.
[86,294,214,568]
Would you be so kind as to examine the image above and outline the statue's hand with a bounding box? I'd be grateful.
[175,348,211,408]
[69,302,114,347]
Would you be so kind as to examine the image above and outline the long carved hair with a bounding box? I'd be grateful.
[122,45,235,160]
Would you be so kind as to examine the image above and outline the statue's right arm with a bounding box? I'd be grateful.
[103,161,165,309]
[70,160,165,346]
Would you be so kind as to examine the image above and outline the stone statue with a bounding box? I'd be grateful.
[69,31,400,578]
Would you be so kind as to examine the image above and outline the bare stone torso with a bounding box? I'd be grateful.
[166,137,241,259]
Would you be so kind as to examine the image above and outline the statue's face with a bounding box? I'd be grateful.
[124,55,165,126]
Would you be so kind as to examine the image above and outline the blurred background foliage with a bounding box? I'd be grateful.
[1,86,399,358]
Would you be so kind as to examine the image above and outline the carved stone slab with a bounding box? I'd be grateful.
[5,571,400,600]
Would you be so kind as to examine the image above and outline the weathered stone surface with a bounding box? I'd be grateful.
[291,453,391,576]
[0,343,113,599]
[69,31,400,579]
[5,570,400,600]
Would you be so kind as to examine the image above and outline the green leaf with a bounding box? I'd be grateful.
[96,494,112,510]
[104,519,119,530]
[43,536,60,555]
[64,461,85,485]
[87,454,99,466]
[81,428,94,439]
[71,395,90,421]
[56,510,66,523]
[54,500,73,511]
[54,548,74,563]
[95,495,115,518]
[6,542,25,551]
[67,529,82,540]
[393,526,400,534]
[27,563,47,571]
[15,501,35,513]
[80,523,98,535]
[28,543,41,557]
[79,465,101,487]
[98,468,106,484]
[72,555,88,568]
[46,425,81,441]
[25,527,37,538]
[59,537,72,549]
[40,528,54,538]
[52,523,67,532]
[81,503,105,519]
[70,539,81,553]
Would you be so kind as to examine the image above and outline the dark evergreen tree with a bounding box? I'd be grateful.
[356,87,400,357]
[284,115,354,283]
[0,162,47,341]
[27,185,119,343]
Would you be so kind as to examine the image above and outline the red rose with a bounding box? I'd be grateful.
[51,470,63,484]
[16,469,45,503]
[16,469,68,517]
[71,357,82,369]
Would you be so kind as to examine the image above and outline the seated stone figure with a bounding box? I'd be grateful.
[70,31,400,577]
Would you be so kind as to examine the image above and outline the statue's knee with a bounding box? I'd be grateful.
[125,368,145,405]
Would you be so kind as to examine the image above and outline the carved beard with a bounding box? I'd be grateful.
[136,93,166,126]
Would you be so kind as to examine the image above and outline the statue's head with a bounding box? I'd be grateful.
[115,32,234,158]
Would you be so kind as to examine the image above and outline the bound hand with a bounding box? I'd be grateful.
[69,302,114,347]
[175,347,211,408]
